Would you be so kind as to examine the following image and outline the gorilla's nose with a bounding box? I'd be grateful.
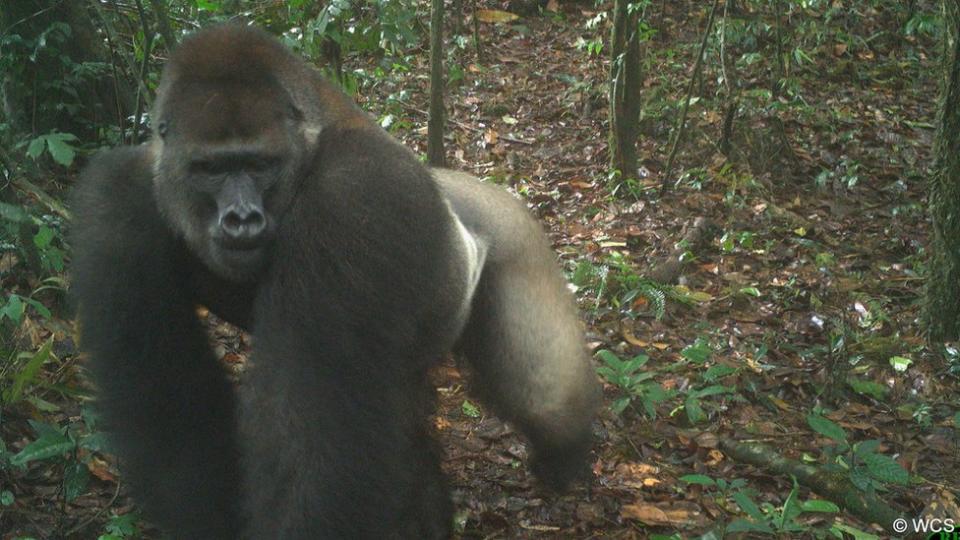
[219,204,266,245]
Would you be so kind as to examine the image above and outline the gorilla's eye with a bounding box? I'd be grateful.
[157,121,169,139]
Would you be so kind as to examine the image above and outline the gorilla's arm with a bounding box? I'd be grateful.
[237,128,463,538]
[70,148,240,539]
[433,169,600,490]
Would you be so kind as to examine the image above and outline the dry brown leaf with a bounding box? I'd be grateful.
[476,9,520,23]
[621,501,708,527]
[86,455,117,482]
[621,325,648,348]
[695,432,719,449]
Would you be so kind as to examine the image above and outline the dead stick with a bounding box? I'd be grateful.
[660,0,721,194]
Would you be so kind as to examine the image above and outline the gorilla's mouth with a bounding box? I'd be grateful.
[217,244,264,265]
[206,242,269,282]
[215,235,264,252]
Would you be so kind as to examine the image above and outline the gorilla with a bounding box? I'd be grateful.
[70,24,598,539]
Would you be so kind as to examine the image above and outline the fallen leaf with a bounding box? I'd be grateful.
[476,9,520,23]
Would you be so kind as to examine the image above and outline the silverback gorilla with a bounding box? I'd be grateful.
[70,24,599,539]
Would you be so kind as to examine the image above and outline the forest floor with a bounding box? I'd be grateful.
[3,3,959,539]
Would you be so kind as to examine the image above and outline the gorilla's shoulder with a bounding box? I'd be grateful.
[72,145,158,223]
[84,145,151,182]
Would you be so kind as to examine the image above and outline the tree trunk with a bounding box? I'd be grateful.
[427,0,446,167]
[149,0,179,49]
[609,0,641,178]
[924,0,960,341]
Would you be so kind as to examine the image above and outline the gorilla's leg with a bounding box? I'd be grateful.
[434,169,600,490]
[71,148,240,538]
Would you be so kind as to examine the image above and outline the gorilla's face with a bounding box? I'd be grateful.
[150,79,311,282]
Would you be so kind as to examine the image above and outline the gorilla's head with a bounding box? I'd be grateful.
[148,25,320,281]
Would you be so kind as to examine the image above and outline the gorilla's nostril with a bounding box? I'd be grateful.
[221,207,266,239]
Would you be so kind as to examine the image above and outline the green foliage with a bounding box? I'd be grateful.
[904,10,942,37]
[806,413,846,444]
[683,384,734,425]
[572,252,705,319]
[806,413,910,492]
[726,479,841,536]
[2,413,105,506]
[846,377,888,400]
[574,36,604,57]
[25,132,79,167]
[2,338,53,406]
[680,337,713,364]
[720,230,755,253]
[99,512,142,539]
[461,400,481,418]
[595,349,669,416]
[1,294,52,328]
[1,198,68,278]
[283,0,423,58]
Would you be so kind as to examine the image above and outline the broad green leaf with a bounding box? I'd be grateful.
[888,356,912,372]
[64,460,90,502]
[611,396,631,414]
[461,400,481,418]
[847,378,887,400]
[685,396,705,424]
[731,490,764,521]
[780,483,802,529]
[23,297,52,319]
[860,452,909,485]
[679,474,716,486]
[6,338,53,404]
[595,349,623,369]
[1,295,24,324]
[10,430,74,466]
[681,341,711,363]
[703,364,738,381]
[806,414,847,443]
[830,522,880,540]
[45,133,78,166]
[853,439,881,457]
[104,512,140,536]
[33,225,55,248]
[26,137,45,159]
[623,354,650,372]
[801,499,840,513]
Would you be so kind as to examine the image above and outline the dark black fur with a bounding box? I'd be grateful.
[70,24,598,539]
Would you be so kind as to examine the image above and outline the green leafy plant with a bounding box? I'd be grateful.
[98,512,142,539]
[807,413,910,491]
[726,479,841,536]
[25,132,79,167]
[3,409,106,507]
[595,350,669,416]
